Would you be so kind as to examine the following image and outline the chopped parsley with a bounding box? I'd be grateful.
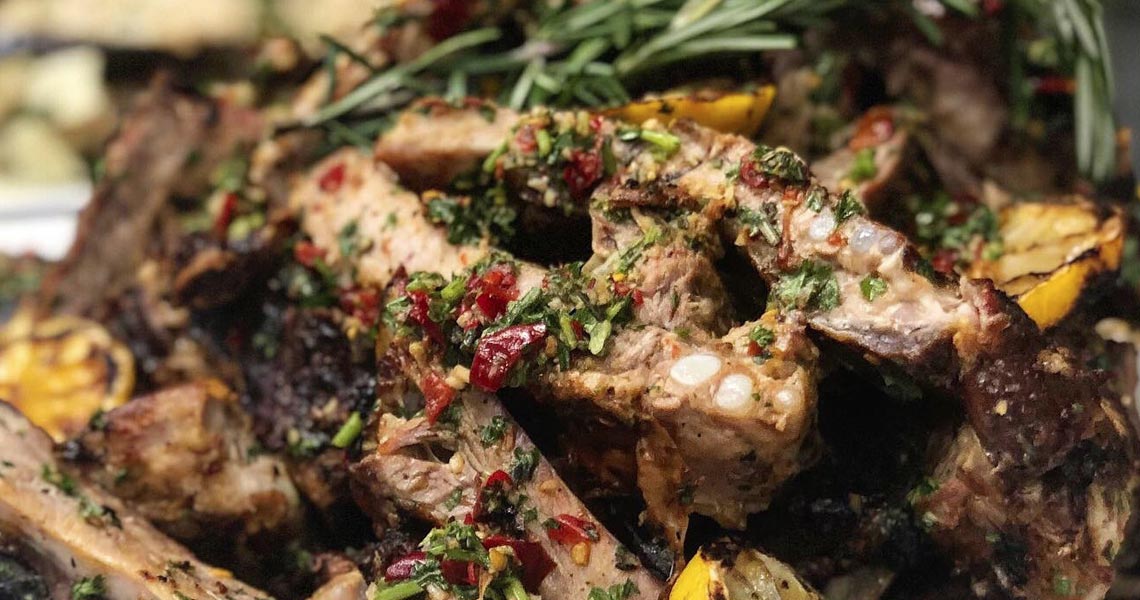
[42,465,78,496]
[907,477,940,505]
[737,205,781,245]
[508,447,541,482]
[860,275,888,302]
[847,147,878,183]
[336,220,359,258]
[771,260,841,312]
[834,190,865,223]
[588,580,640,600]
[444,487,465,510]
[805,187,826,212]
[748,325,775,347]
[908,192,1002,269]
[425,190,517,245]
[751,145,807,183]
[70,576,106,600]
[480,416,510,446]
[422,522,490,566]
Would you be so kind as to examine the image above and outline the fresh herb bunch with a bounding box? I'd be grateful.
[311,0,1116,181]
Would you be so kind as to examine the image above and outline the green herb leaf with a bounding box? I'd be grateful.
[860,275,888,302]
[71,576,106,600]
[772,260,841,312]
[847,148,878,183]
[480,416,511,446]
[834,191,864,223]
[330,412,363,448]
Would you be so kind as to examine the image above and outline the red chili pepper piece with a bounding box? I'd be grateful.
[738,157,769,189]
[407,291,445,344]
[469,323,547,392]
[213,192,239,238]
[293,240,324,267]
[385,551,427,581]
[849,107,895,152]
[544,514,599,545]
[319,162,346,192]
[421,372,456,423]
[563,149,603,200]
[482,535,557,592]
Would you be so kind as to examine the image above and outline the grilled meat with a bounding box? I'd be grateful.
[0,401,271,600]
[295,134,822,530]
[369,100,1137,597]
[71,380,302,543]
[351,336,665,600]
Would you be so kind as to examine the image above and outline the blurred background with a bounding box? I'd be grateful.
[0,0,1137,260]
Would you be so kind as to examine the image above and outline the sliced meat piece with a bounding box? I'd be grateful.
[292,148,487,288]
[539,317,819,529]
[350,342,663,600]
[71,380,301,543]
[0,401,271,600]
[373,98,518,190]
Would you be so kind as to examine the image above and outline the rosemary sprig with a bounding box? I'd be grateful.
[310,0,1116,181]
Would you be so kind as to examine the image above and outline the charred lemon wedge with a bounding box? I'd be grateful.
[606,87,776,136]
[969,199,1124,330]
[0,310,134,440]
[671,541,819,600]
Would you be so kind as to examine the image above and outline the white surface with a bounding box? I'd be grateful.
[0,180,88,259]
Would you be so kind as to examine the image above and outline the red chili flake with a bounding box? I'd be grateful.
[385,552,427,581]
[849,107,895,151]
[469,323,547,392]
[827,231,846,247]
[471,263,518,321]
[589,115,604,132]
[544,514,599,545]
[213,192,239,238]
[747,341,762,357]
[563,149,603,200]
[931,249,958,274]
[340,288,381,328]
[421,372,456,423]
[738,157,770,189]
[514,125,538,154]
[570,319,585,340]
[482,536,556,592]
[407,291,445,344]
[631,289,644,306]
[293,241,324,267]
[425,0,472,41]
[319,162,346,192]
[440,560,479,585]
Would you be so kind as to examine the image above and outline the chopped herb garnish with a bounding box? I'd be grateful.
[508,447,540,482]
[480,416,510,446]
[426,191,517,245]
[336,220,359,258]
[806,187,826,212]
[834,190,864,223]
[444,487,464,510]
[588,580,639,600]
[749,325,775,347]
[752,146,807,183]
[907,477,941,505]
[421,522,490,566]
[771,260,841,312]
[737,205,781,246]
[860,275,888,302]
[70,576,106,600]
[42,465,78,496]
